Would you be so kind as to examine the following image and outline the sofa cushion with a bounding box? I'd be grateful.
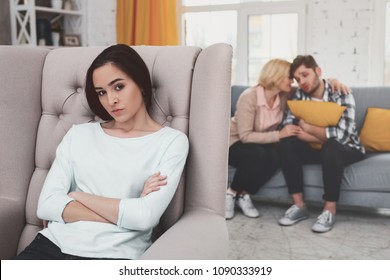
[231,85,251,116]
[287,100,346,127]
[230,153,390,193]
[342,153,390,192]
[360,107,390,152]
[287,100,347,149]
[351,87,390,131]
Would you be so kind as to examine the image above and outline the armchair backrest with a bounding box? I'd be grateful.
[0,44,232,259]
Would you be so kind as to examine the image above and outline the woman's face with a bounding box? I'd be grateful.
[277,75,293,93]
[93,63,145,124]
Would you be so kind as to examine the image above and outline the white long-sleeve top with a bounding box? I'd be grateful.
[37,122,189,259]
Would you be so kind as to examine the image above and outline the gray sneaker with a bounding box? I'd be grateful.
[311,210,335,233]
[225,193,236,220]
[278,204,309,226]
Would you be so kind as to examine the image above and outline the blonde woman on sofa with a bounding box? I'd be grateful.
[226,59,349,220]
[226,59,296,220]
[14,45,189,259]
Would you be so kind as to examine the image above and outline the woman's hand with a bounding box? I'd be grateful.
[140,172,167,198]
[328,78,352,95]
[279,124,301,139]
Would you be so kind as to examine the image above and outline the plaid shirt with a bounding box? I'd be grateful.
[283,80,365,153]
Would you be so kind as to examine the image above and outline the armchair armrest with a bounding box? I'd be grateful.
[141,209,228,260]
[0,198,25,259]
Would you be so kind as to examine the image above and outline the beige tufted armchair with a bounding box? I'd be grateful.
[0,44,232,259]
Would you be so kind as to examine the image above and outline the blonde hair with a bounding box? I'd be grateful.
[257,59,291,90]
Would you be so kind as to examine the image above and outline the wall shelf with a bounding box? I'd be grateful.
[10,0,87,46]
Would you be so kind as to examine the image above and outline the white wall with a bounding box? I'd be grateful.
[306,0,374,86]
[85,0,117,46]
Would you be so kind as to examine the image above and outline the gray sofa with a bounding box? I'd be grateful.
[229,85,390,211]
[0,44,232,260]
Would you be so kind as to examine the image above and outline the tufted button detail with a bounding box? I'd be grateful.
[166,115,173,122]
[76,87,83,94]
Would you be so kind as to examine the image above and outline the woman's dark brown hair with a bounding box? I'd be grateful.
[85,44,153,121]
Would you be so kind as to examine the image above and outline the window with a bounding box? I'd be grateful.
[183,0,295,5]
[182,0,239,5]
[183,11,237,49]
[180,0,305,85]
[247,13,298,85]
[181,9,237,82]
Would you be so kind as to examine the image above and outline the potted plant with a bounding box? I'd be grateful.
[51,21,63,46]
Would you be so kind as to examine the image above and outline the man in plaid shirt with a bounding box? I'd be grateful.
[278,55,365,233]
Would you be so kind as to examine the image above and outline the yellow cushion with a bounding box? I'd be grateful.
[287,100,346,127]
[360,107,390,152]
[287,100,346,149]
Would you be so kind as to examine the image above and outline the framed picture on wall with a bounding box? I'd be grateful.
[63,34,81,46]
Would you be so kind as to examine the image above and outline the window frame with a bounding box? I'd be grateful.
[178,1,306,85]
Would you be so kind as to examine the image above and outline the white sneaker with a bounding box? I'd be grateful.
[236,194,260,218]
[225,193,236,220]
[312,210,335,233]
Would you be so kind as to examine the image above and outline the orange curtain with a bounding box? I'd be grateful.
[116,0,178,46]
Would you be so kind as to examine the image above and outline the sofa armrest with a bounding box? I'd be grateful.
[0,198,25,259]
[141,209,229,260]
